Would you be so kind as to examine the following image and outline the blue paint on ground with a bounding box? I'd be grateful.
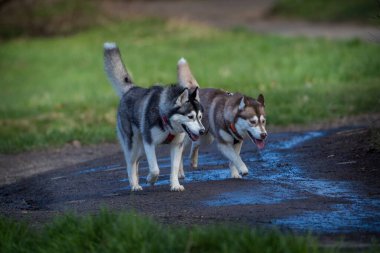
[120,168,232,185]
[206,184,305,206]
[200,130,380,233]
[76,129,380,233]
[271,131,324,150]
[75,164,123,175]
[276,200,380,233]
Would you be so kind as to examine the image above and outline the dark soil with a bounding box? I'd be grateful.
[0,121,379,245]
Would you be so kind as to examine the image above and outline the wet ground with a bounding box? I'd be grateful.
[0,126,379,243]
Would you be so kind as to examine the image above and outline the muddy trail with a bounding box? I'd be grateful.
[1,126,379,243]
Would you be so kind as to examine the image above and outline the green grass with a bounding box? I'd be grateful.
[1,19,380,153]
[271,0,380,24]
[2,209,377,253]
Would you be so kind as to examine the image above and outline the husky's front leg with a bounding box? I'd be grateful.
[143,142,160,185]
[229,141,243,179]
[217,142,249,176]
[170,143,185,191]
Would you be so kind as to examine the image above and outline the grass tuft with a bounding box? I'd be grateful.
[0,209,359,253]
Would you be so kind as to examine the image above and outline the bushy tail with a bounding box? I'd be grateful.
[103,42,133,97]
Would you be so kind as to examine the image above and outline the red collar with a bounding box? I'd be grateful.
[161,115,175,144]
[161,115,170,128]
[228,122,243,140]
[162,133,176,144]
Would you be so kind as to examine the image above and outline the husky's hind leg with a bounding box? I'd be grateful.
[189,140,200,169]
[178,150,185,179]
[117,125,142,191]
[129,136,144,190]
[127,149,143,191]
[143,142,160,185]
[189,134,213,169]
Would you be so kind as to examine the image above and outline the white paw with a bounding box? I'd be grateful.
[239,167,249,176]
[231,171,242,179]
[191,161,198,169]
[146,172,159,185]
[131,185,143,191]
[170,184,185,191]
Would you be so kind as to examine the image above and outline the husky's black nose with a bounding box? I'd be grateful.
[260,133,267,139]
[199,129,205,136]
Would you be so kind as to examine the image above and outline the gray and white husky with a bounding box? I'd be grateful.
[104,42,205,191]
[184,88,267,179]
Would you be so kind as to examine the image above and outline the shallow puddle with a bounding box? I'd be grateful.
[201,130,380,233]
[206,183,304,206]
[73,129,380,233]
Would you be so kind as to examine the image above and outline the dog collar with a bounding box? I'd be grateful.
[161,114,175,130]
[162,133,176,144]
[228,122,243,141]
[161,115,175,144]
[161,115,170,128]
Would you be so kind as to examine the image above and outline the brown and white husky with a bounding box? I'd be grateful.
[181,88,267,179]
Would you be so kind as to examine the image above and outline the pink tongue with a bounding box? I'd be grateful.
[255,139,265,149]
[192,133,199,141]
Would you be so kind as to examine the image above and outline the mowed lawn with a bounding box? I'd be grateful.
[1,19,379,153]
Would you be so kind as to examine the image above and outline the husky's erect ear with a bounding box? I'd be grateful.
[189,87,200,102]
[257,94,265,106]
[176,88,189,106]
[177,58,199,89]
[238,96,246,111]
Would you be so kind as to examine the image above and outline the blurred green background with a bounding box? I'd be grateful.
[271,0,380,24]
[0,0,379,153]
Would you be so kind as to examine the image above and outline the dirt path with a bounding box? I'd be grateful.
[102,0,380,42]
[1,121,379,245]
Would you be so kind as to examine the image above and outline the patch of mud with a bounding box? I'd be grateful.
[0,126,379,243]
[51,128,380,234]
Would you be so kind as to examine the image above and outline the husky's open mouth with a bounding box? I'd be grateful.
[182,124,199,141]
[248,131,265,149]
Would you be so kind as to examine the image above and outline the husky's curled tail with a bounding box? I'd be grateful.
[103,42,134,97]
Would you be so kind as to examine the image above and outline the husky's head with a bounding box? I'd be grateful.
[234,94,267,149]
[161,58,205,141]
[170,87,205,141]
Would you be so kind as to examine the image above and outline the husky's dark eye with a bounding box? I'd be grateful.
[188,115,194,119]
[251,120,257,125]
[198,114,202,120]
